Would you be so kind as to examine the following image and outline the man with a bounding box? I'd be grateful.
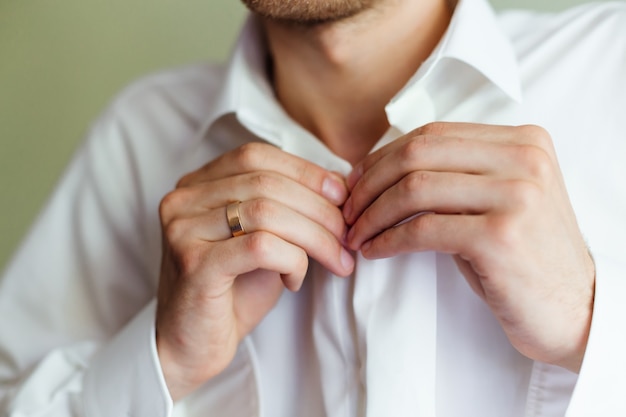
[0,0,625,415]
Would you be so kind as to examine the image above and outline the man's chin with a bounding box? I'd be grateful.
[239,0,374,27]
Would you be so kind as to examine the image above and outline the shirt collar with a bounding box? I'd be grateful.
[198,16,291,147]
[442,0,522,103]
[197,0,522,142]
[385,0,522,132]
[398,0,522,102]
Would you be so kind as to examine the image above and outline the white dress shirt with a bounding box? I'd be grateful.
[1,0,625,416]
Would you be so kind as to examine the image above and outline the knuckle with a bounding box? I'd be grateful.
[418,121,447,137]
[486,215,521,249]
[234,142,265,170]
[400,135,448,167]
[517,124,553,149]
[159,190,186,223]
[401,136,429,164]
[163,218,189,245]
[514,144,553,182]
[244,231,274,259]
[403,171,431,195]
[402,135,429,159]
[529,153,553,183]
[505,179,541,210]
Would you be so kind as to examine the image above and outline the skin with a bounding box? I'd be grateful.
[156,144,353,399]
[156,0,595,401]
[343,122,595,372]
[262,0,452,164]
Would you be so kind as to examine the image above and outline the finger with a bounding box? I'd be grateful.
[344,135,552,225]
[207,231,311,292]
[167,199,354,277]
[179,142,349,205]
[346,171,502,250]
[239,199,354,277]
[359,212,484,260]
[347,122,553,188]
[344,137,497,224]
[162,171,347,240]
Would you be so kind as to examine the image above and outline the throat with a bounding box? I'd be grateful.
[291,96,391,166]
[263,0,452,165]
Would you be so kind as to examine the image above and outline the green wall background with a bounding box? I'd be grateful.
[0,0,610,270]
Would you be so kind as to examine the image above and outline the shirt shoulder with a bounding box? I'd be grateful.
[76,63,230,236]
[497,1,626,35]
[494,2,626,109]
[497,2,626,65]
[101,62,227,135]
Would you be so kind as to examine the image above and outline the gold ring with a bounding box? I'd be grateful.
[226,201,246,237]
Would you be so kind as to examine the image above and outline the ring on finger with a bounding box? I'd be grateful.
[226,201,246,237]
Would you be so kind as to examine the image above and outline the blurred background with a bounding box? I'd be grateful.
[0,0,610,270]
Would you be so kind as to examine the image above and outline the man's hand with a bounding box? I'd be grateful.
[343,122,595,372]
[156,143,354,400]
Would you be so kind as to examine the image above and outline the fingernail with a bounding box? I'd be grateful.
[361,240,372,253]
[347,164,363,190]
[322,176,346,204]
[340,248,355,272]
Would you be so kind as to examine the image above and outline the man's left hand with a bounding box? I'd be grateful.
[343,122,595,372]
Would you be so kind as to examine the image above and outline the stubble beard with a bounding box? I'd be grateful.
[240,0,377,26]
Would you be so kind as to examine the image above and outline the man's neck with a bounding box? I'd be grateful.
[262,0,452,165]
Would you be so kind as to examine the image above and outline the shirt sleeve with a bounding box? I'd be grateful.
[566,253,626,416]
[84,300,173,417]
[1,302,172,417]
[0,98,173,416]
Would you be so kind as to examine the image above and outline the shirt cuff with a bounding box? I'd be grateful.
[83,299,173,417]
[566,253,626,415]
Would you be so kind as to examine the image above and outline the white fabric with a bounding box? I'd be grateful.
[1,0,626,416]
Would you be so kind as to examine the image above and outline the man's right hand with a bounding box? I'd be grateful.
[155,143,354,400]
